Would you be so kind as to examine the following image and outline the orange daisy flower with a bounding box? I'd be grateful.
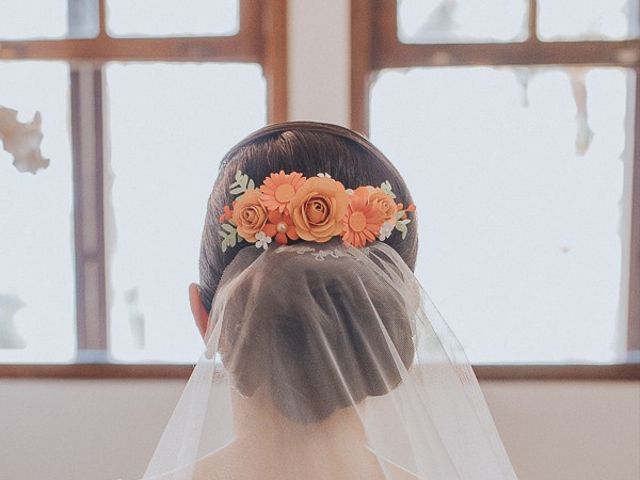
[259,170,307,214]
[342,186,385,248]
[262,209,299,245]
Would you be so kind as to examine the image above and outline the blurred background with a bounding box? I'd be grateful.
[0,1,638,479]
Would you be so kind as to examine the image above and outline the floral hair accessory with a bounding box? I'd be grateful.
[218,170,416,252]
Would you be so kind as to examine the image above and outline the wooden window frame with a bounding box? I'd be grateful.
[350,0,640,380]
[1,361,638,381]
[0,0,287,377]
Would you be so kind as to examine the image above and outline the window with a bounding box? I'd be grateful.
[0,0,286,366]
[0,62,75,363]
[352,0,640,366]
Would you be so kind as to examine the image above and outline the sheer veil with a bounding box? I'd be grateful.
[139,236,518,479]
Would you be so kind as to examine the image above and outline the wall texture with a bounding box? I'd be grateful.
[1,379,638,480]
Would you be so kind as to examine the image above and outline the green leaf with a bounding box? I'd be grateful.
[221,223,235,234]
[395,219,410,240]
[229,170,256,197]
[219,223,239,252]
[380,180,396,199]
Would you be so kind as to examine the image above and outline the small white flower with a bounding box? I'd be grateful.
[378,220,395,241]
[346,188,354,195]
[317,172,331,178]
[255,231,272,250]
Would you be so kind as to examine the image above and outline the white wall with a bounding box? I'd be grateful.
[1,2,639,480]
[1,379,638,480]
[287,0,350,125]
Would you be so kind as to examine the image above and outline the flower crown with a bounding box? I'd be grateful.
[218,170,416,252]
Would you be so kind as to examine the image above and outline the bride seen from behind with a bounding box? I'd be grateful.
[189,282,419,480]
[137,122,518,480]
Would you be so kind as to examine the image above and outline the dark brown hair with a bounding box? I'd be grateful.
[199,121,418,422]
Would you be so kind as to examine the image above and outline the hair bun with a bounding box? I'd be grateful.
[217,239,415,423]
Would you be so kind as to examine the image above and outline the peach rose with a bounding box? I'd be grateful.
[289,176,348,242]
[369,187,397,222]
[231,189,268,242]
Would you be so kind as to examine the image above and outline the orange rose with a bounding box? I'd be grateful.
[231,189,268,242]
[289,176,348,242]
[369,187,397,222]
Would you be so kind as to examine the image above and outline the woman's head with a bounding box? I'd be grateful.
[199,122,418,310]
[190,121,419,422]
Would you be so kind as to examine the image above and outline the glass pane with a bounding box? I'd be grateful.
[398,0,528,44]
[0,0,98,40]
[538,0,640,41]
[370,66,634,364]
[107,0,239,38]
[105,62,266,363]
[0,61,76,363]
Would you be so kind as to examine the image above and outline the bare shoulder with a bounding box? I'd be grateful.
[144,442,419,480]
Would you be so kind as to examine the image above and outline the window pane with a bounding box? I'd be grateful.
[370,66,634,364]
[538,0,640,41]
[105,62,266,363]
[107,0,239,38]
[0,61,76,363]
[398,0,528,44]
[0,0,98,40]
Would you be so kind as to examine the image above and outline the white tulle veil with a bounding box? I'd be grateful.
[139,235,518,480]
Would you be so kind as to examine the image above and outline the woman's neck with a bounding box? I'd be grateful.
[192,386,390,480]
[230,385,369,450]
